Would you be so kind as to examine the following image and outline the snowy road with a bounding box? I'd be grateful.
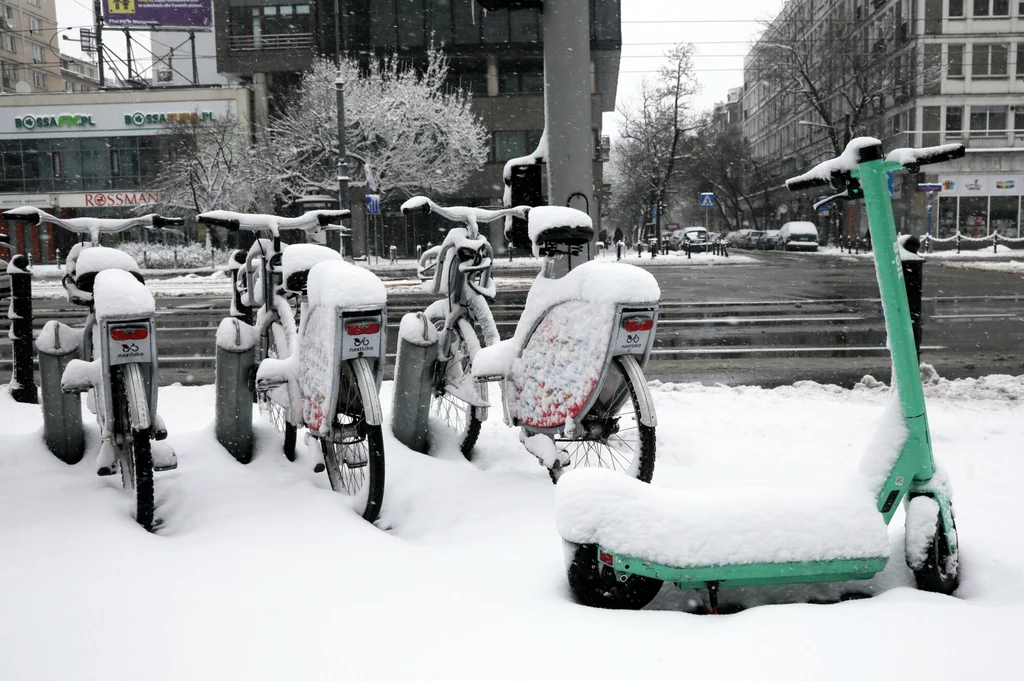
[0,372,1022,680]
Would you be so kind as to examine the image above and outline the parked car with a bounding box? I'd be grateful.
[741,230,765,249]
[675,227,709,253]
[778,221,819,251]
[758,230,781,249]
[727,230,751,248]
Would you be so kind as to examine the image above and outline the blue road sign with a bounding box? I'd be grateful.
[699,192,715,208]
[917,183,942,192]
[366,194,381,215]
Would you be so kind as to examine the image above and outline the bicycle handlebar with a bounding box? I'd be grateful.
[197,209,351,235]
[401,196,529,226]
[1,206,182,238]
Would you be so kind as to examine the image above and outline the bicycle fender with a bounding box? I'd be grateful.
[123,363,152,431]
[352,357,383,426]
[617,354,657,428]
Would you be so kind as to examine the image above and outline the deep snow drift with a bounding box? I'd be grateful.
[0,372,1022,680]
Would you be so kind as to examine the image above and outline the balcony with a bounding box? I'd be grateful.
[904,130,1024,150]
[229,33,314,52]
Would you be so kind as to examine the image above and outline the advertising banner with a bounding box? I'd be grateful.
[102,0,212,29]
[938,175,1022,197]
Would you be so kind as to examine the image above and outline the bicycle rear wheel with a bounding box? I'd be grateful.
[550,355,655,483]
[321,358,385,522]
[115,364,155,531]
[259,322,298,461]
[429,314,486,460]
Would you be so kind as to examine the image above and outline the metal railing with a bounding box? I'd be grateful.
[229,33,314,52]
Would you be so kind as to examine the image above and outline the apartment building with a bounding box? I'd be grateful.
[0,0,96,94]
[741,0,1023,239]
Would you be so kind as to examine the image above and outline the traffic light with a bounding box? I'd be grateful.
[507,163,542,250]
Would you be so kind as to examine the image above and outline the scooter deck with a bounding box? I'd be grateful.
[598,545,888,589]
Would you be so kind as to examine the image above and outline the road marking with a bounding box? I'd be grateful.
[650,345,946,356]
[931,313,1020,320]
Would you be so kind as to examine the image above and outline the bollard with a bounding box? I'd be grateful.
[389,244,398,265]
[36,321,85,464]
[173,249,178,268]
[993,233,999,254]
[901,235,925,360]
[391,312,439,454]
[143,250,149,269]
[7,255,37,403]
[956,232,961,254]
[215,317,257,463]
[686,244,691,259]
[416,245,423,261]
[616,242,622,261]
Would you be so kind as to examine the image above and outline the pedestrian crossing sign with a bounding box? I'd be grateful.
[700,192,715,208]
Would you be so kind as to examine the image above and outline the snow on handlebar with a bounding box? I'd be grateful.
[786,138,966,193]
[197,209,351,236]
[400,196,530,226]
[1,206,181,243]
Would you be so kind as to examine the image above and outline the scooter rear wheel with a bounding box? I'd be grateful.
[565,542,663,610]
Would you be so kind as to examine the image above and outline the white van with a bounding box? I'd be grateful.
[778,221,819,251]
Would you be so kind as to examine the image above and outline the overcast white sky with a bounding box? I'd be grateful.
[55,0,784,130]
[609,0,785,135]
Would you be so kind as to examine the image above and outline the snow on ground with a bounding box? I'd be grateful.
[939,260,1024,275]
[926,244,1020,258]
[0,369,1022,680]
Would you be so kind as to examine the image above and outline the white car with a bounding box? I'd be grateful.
[779,221,819,251]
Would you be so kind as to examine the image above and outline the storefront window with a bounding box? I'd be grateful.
[990,196,1019,236]
[958,196,988,236]
[938,196,958,237]
[493,131,526,162]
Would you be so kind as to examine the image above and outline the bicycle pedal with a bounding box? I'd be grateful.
[96,465,116,477]
[313,463,325,473]
[154,429,168,441]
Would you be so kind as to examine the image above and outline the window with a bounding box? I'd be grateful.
[4,34,14,53]
[972,44,1009,76]
[28,16,41,33]
[26,0,39,6]
[493,131,526,162]
[1015,108,1024,131]
[946,106,963,136]
[64,79,73,92]
[1,61,16,82]
[109,149,122,177]
[1018,43,1024,76]
[973,0,1009,14]
[228,5,312,37]
[969,105,1007,136]
[950,0,964,16]
[31,43,43,62]
[32,70,44,88]
[947,44,964,77]
[922,105,941,146]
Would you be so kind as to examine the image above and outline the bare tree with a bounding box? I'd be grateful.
[264,46,489,203]
[612,44,700,244]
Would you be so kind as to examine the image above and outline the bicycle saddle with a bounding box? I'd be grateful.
[281,244,342,295]
[528,206,594,248]
[67,247,144,303]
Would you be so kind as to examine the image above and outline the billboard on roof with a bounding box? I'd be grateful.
[102,0,212,29]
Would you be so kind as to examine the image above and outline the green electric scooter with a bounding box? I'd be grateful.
[557,138,966,611]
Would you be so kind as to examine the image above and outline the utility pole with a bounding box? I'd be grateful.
[334,0,350,255]
[93,0,104,87]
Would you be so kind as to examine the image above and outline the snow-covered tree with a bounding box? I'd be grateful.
[265,47,488,203]
[151,114,260,222]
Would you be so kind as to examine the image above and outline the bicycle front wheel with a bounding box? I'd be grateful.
[550,355,655,483]
[429,315,486,460]
[259,322,298,461]
[321,358,385,522]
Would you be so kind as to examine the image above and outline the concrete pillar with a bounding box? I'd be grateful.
[543,0,595,271]
[487,55,499,97]
[252,72,270,131]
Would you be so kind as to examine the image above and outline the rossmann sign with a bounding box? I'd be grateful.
[15,114,96,129]
[64,191,164,208]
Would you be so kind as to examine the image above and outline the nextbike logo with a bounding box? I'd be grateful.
[125,111,215,126]
[15,114,96,130]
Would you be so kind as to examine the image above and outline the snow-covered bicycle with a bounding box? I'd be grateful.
[3,207,182,532]
[199,210,388,522]
[402,197,526,459]
[402,198,661,482]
